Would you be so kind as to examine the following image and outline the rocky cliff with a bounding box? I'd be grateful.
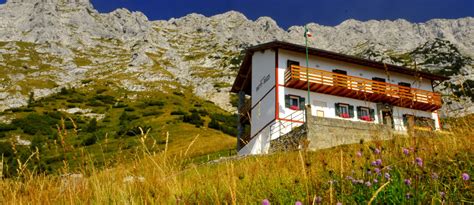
[0,0,472,115]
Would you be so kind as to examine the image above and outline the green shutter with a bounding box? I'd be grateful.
[369,109,375,120]
[299,97,305,110]
[335,103,340,116]
[285,95,290,108]
[403,114,408,127]
[356,106,362,119]
[348,105,354,118]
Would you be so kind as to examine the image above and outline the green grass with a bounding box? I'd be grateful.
[0,80,237,177]
[0,116,472,204]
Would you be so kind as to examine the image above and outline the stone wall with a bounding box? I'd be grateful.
[305,106,392,150]
[269,125,307,153]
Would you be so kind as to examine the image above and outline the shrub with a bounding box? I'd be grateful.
[81,135,97,146]
[11,113,57,135]
[0,123,16,132]
[183,112,204,127]
[142,110,164,117]
[124,107,135,112]
[173,91,184,96]
[86,118,98,132]
[145,100,165,107]
[170,110,186,115]
[92,95,115,104]
[208,118,220,130]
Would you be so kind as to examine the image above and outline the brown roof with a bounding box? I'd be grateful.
[231,41,449,94]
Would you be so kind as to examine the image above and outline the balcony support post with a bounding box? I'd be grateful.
[237,91,246,150]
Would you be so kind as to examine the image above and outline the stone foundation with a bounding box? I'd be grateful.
[305,106,392,150]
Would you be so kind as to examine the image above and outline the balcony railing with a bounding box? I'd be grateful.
[285,65,442,111]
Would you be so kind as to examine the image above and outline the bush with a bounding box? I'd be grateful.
[208,118,220,130]
[170,110,186,115]
[142,110,164,117]
[145,100,165,107]
[92,95,115,104]
[173,91,184,96]
[183,112,204,127]
[86,118,98,132]
[124,107,135,112]
[81,135,97,146]
[11,113,57,135]
[0,123,17,132]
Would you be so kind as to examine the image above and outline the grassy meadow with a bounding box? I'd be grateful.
[0,114,472,204]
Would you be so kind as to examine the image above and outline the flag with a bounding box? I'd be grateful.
[304,27,312,38]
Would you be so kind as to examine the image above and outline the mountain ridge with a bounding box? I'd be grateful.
[0,0,473,115]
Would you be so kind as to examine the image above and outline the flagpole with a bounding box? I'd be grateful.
[305,25,310,106]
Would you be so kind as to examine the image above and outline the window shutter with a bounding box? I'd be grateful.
[299,97,305,110]
[356,106,362,119]
[348,105,354,118]
[285,95,291,108]
[369,108,375,120]
[335,103,341,117]
[402,114,408,127]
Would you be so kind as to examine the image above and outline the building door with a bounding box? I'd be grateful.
[378,103,394,129]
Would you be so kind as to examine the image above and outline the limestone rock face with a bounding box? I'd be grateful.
[0,0,472,114]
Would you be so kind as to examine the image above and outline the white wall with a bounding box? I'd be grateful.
[392,106,440,131]
[277,50,433,92]
[279,87,381,123]
[238,125,272,155]
[250,49,276,138]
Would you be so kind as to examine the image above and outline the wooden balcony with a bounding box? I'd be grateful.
[285,65,442,111]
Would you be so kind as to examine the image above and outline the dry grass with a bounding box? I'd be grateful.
[0,116,473,204]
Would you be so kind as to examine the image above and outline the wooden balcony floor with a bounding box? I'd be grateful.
[285,66,442,112]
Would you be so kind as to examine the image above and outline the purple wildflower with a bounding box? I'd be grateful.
[462,173,470,181]
[404,179,411,186]
[314,196,322,204]
[295,201,302,205]
[402,148,410,156]
[431,172,439,180]
[262,199,270,205]
[374,168,381,175]
[385,173,391,180]
[440,192,446,198]
[415,157,423,167]
[367,170,372,175]
[336,202,342,205]
[406,193,412,199]
[375,159,382,166]
[373,178,378,183]
[374,148,381,155]
[365,181,372,187]
[356,151,362,157]
[371,161,377,166]
[346,176,354,181]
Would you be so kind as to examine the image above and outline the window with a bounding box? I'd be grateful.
[332,69,347,75]
[357,106,375,121]
[287,60,300,69]
[335,103,353,118]
[285,95,305,110]
[398,82,411,87]
[290,96,299,109]
[372,77,386,82]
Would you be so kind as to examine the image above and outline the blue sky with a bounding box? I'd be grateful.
[2,0,473,28]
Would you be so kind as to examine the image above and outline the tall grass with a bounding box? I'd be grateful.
[0,116,472,204]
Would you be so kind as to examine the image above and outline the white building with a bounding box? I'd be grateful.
[231,41,448,155]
